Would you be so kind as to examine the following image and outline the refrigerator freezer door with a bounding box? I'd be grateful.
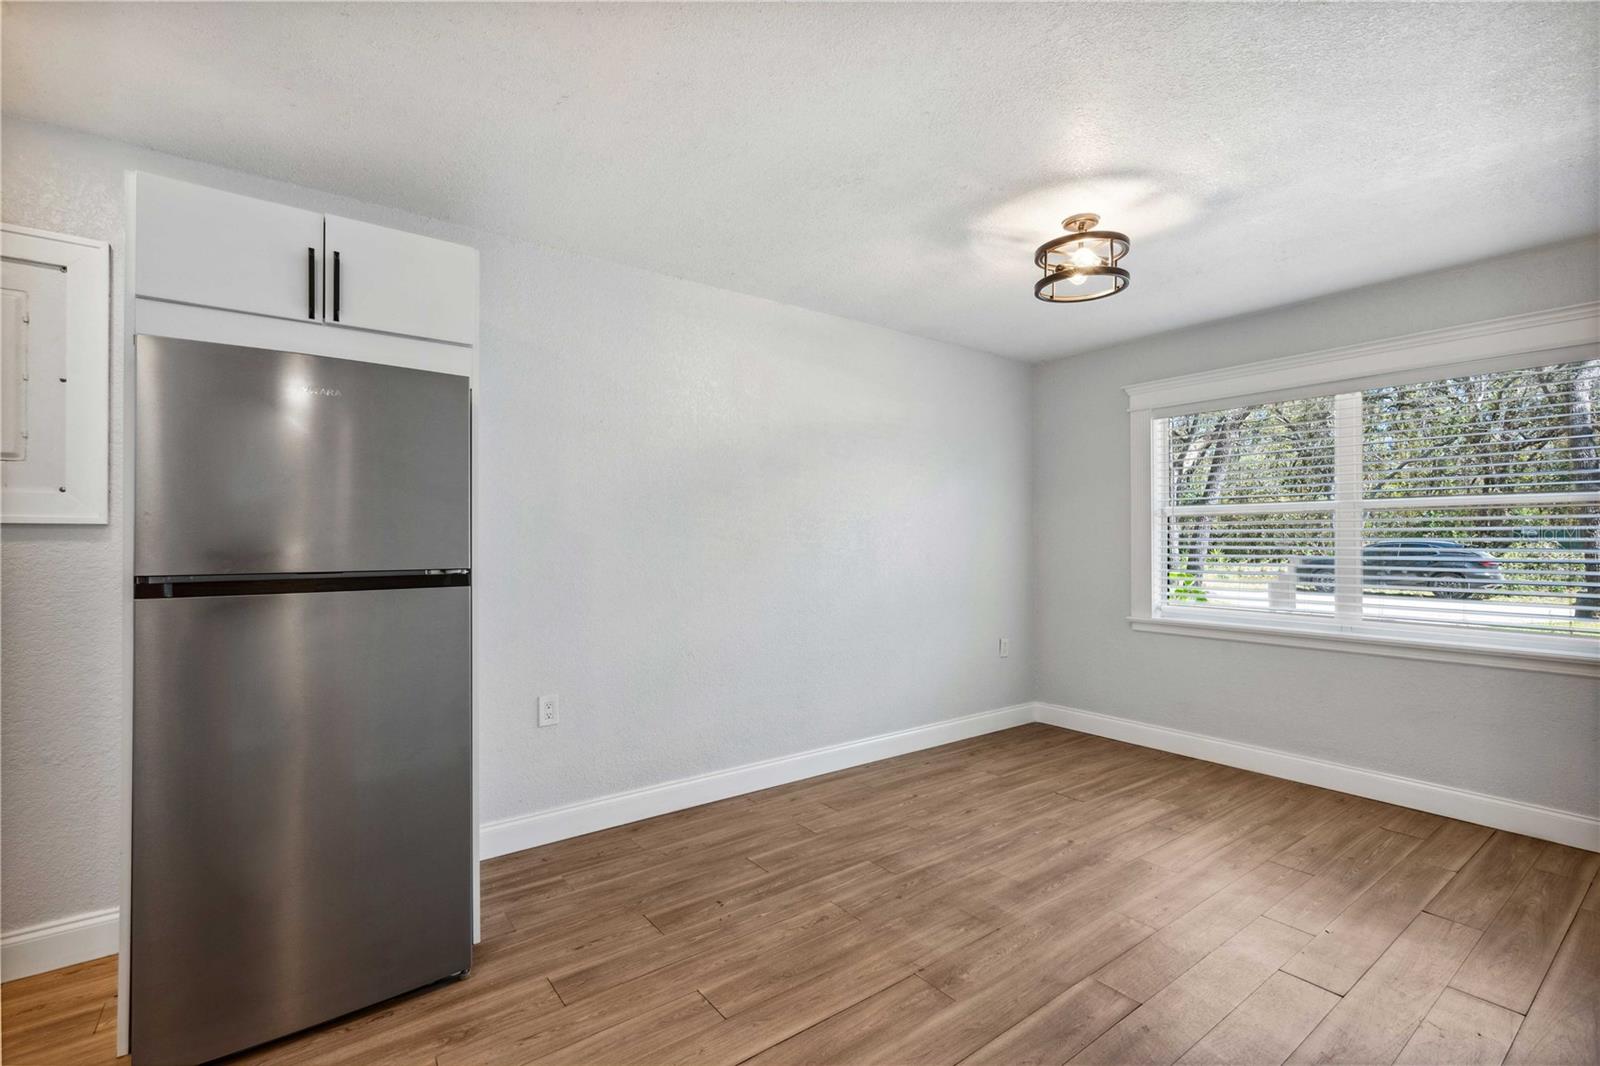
[131,584,472,1066]
[134,336,469,576]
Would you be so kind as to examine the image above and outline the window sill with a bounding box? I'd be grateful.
[1127,613,1600,678]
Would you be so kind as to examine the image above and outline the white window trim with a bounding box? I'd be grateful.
[1125,301,1600,678]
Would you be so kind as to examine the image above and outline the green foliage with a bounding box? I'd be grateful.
[1161,360,1600,622]
[1364,360,1599,498]
[1167,396,1333,506]
[1166,571,1208,603]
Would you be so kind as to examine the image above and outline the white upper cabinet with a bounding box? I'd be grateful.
[132,174,478,348]
[324,215,477,346]
[135,174,324,323]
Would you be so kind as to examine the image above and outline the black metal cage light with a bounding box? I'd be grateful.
[1034,213,1130,303]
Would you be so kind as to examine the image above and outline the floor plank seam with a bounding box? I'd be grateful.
[6,727,1597,1066]
[1276,962,1348,1000]
[698,989,729,1021]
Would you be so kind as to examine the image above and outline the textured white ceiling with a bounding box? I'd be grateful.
[3,2,1596,360]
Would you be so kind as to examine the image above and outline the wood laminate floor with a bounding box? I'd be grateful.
[4,725,1597,1065]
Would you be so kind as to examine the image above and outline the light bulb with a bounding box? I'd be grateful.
[1068,245,1102,268]
[1065,243,1099,285]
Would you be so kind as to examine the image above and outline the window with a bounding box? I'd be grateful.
[1128,306,1600,673]
[1158,395,1334,617]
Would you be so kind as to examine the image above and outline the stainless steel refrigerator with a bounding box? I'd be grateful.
[131,336,472,1065]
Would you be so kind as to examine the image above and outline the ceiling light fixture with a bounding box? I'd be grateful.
[1034,213,1130,303]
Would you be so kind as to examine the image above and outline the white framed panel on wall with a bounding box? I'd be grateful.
[1,224,111,524]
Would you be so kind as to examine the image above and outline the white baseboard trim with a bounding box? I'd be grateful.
[4,704,1033,983]
[1,908,119,983]
[1031,702,1600,851]
[479,702,1036,860]
[14,698,1591,983]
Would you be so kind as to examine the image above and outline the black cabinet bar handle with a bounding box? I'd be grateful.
[307,247,315,319]
[332,250,341,322]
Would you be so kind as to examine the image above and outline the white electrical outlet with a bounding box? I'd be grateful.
[538,693,560,728]
[998,637,1011,659]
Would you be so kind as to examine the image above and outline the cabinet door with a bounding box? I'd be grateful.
[324,215,477,345]
[134,173,323,322]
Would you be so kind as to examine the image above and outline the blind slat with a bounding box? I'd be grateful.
[1155,358,1600,644]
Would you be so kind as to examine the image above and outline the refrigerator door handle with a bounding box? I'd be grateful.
[132,571,470,599]
[307,247,316,319]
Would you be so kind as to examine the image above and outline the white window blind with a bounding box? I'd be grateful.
[1153,358,1600,650]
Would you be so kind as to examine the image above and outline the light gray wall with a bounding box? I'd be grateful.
[1033,237,1600,817]
[5,113,1593,944]
[0,118,1033,934]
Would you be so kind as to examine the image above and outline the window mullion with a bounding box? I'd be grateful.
[1333,392,1363,625]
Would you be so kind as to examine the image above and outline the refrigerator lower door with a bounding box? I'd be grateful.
[132,584,472,1066]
